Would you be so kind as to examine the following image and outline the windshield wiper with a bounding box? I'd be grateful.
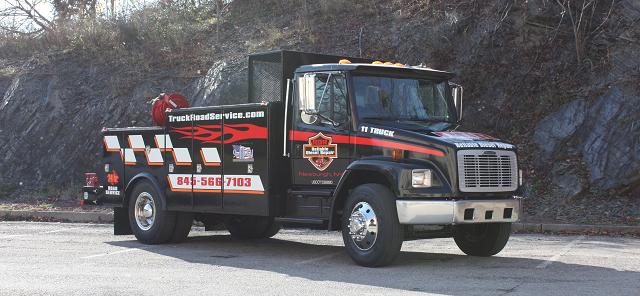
[402,118,451,123]
[361,116,396,120]
[362,117,452,124]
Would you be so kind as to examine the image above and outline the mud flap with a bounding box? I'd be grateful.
[114,207,132,235]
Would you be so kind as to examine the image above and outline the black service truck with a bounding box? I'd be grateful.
[83,50,522,267]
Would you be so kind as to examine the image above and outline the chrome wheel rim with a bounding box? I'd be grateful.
[348,201,378,251]
[134,192,156,231]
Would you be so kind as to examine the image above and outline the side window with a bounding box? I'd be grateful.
[300,73,349,129]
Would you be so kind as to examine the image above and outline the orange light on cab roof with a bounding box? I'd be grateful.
[394,63,406,67]
[339,59,351,64]
[372,61,383,65]
[383,62,394,65]
[392,149,404,160]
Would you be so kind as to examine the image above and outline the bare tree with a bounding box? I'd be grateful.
[0,0,56,34]
[215,0,232,42]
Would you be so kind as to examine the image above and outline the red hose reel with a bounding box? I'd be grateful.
[151,93,189,126]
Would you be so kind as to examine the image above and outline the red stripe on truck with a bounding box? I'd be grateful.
[289,130,444,157]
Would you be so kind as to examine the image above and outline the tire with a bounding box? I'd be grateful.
[453,222,511,256]
[341,183,404,267]
[225,216,281,239]
[170,212,194,243]
[128,181,176,244]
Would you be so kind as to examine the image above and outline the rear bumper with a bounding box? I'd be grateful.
[396,198,521,225]
[82,186,103,204]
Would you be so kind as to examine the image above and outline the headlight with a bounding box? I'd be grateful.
[412,169,434,188]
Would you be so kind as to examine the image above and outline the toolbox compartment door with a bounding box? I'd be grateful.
[165,114,195,210]
[190,108,224,211]
[219,104,270,216]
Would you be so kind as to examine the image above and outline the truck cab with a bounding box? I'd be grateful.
[285,58,520,265]
[84,50,522,267]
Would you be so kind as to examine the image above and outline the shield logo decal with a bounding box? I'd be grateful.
[303,133,338,171]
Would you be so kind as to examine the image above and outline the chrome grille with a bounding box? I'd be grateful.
[456,150,518,192]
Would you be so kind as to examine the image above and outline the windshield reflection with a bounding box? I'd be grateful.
[353,76,453,123]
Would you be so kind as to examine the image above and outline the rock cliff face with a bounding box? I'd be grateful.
[0,56,245,187]
[0,0,638,223]
[534,86,640,193]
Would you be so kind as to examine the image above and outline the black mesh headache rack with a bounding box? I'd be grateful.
[248,50,373,103]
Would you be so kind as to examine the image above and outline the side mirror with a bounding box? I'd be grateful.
[451,83,463,122]
[297,73,318,124]
[298,74,316,113]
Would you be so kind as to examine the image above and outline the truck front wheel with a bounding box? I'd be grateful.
[341,184,404,267]
[128,181,176,244]
[225,216,281,239]
[453,223,511,256]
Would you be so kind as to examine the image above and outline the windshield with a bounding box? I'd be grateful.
[353,76,453,123]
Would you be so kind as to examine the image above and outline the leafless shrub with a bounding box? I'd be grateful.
[0,1,228,60]
[554,0,616,63]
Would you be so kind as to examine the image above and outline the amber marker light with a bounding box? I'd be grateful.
[338,59,351,64]
[392,149,404,160]
[372,61,383,65]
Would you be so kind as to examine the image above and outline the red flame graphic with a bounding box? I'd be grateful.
[172,124,267,144]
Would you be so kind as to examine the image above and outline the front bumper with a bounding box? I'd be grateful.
[396,198,521,224]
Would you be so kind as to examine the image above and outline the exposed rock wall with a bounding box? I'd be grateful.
[534,86,640,196]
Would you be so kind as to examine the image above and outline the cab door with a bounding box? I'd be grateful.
[291,72,353,186]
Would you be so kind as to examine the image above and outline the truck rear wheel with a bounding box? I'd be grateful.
[128,181,176,244]
[453,223,511,256]
[341,183,404,267]
[170,212,194,243]
[225,216,281,239]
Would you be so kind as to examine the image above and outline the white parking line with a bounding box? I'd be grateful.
[536,235,585,269]
[0,227,83,239]
[296,251,342,265]
[82,247,151,259]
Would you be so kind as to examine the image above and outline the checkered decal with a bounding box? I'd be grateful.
[103,134,221,166]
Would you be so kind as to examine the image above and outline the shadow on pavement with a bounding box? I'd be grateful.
[108,233,640,294]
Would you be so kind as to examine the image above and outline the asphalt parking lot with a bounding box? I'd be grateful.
[0,221,639,296]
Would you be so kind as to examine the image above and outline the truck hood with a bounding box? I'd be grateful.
[427,131,515,150]
[360,121,516,151]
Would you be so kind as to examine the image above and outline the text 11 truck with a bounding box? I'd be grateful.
[83,50,523,267]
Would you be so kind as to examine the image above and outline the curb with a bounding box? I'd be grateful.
[1,210,638,235]
[512,222,640,235]
[0,210,113,223]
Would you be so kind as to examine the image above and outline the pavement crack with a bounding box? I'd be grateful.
[497,282,524,295]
